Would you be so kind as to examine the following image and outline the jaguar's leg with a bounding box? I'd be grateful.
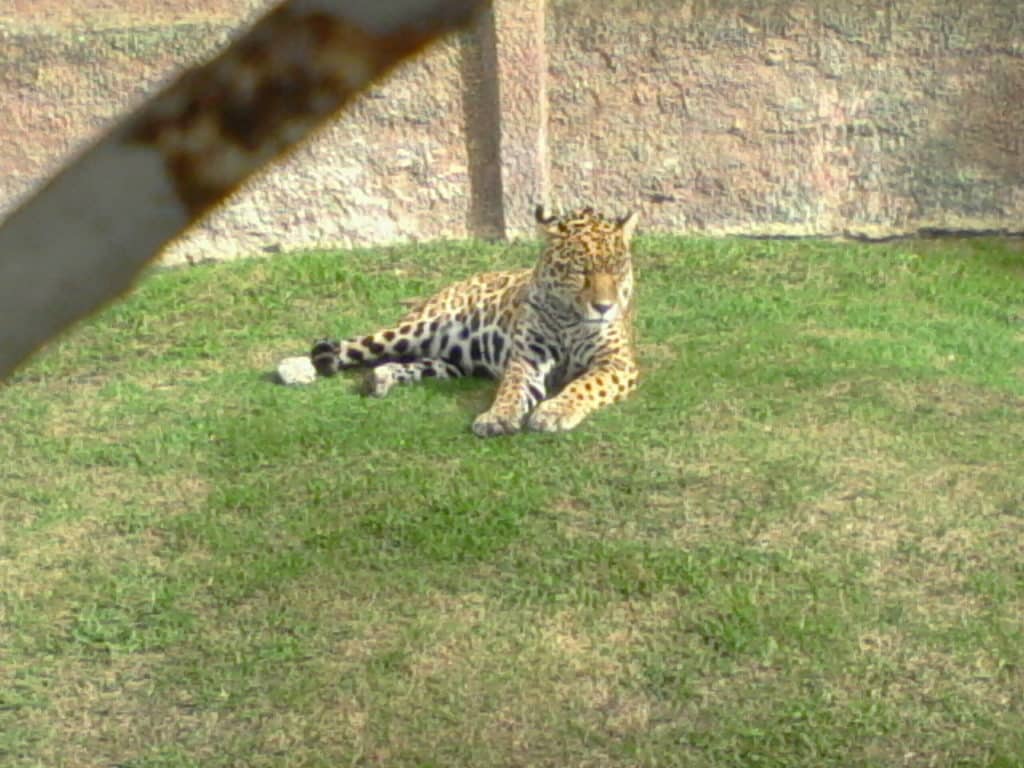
[472,356,552,437]
[365,358,465,397]
[527,354,638,433]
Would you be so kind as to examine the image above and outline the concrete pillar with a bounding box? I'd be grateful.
[461,0,549,240]
[492,0,550,237]
[460,7,505,240]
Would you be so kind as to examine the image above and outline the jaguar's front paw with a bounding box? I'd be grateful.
[526,398,586,433]
[472,408,524,437]
[311,338,341,376]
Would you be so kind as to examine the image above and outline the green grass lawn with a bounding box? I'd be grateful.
[1,235,1022,767]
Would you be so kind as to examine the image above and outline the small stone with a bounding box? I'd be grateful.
[276,355,317,385]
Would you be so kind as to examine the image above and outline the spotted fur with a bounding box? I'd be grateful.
[311,206,640,436]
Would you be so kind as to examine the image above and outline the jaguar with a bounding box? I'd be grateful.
[310,205,639,436]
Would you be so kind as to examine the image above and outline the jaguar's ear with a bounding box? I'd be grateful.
[616,211,639,246]
[535,205,560,237]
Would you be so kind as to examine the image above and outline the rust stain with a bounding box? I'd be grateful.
[129,2,484,214]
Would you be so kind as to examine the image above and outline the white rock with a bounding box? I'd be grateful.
[277,355,317,385]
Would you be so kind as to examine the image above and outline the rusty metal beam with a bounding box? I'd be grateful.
[0,0,488,379]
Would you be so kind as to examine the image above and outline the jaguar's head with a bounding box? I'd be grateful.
[533,205,638,324]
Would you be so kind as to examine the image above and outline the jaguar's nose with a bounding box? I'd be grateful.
[592,302,614,315]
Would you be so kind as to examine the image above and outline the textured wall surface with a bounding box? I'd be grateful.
[548,0,1024,237]
[1,0,1022,262]
[0,0,472,263]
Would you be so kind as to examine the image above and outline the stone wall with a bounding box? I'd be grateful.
[0,0,473,264]
[548,0,1024,238]
[1,0,1022,264]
